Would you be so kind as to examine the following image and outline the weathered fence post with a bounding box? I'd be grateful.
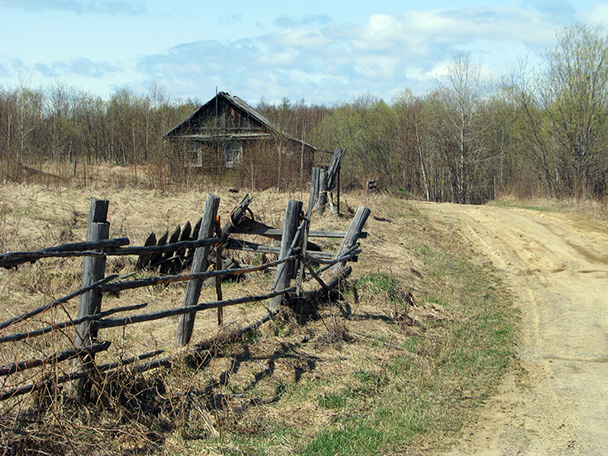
[332,206,371,271]
[74,198,109,401]
[270,200,302,311]
[327,148,346,215]
[176,194,220,346]
[336,166,341,214]
[310,167,321,207]
[317,169,328,216]
[297,172,321,295]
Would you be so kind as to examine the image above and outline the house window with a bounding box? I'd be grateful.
[187,142,203,167]
[224,141,243,168]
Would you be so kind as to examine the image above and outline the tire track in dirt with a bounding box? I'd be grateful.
[419,203,608,456]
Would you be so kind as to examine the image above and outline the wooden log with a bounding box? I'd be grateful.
[299,256,330,292]
[114,237,221,257]
[0,341,111,376]
[0,349,165,402]
[100,254,298,294]
[327,148,346,193]
[216,248,224,326]
[305,266,352,301]
[176,221,192,269]
[148,230,168,270]
[192,217,202,240]
[0,238,130,269]
[74,198,110,401]
[226,239,333,261]
[204,258,239,287]
[317,169,328,216]
[135,232,157,269]
[332,206,370,272]
[309,245,361,273]
[270,200,302,311]
[0,274,118,332]
[297,219,311,297]
[366,179,379,195]
[160,225,181,273]
[180,221,192,243]
[0,302,147,344]
[75,199,109,348]
[326,148,346,214]
[176,194,220,346]
[0,236,228,267]
[95,288,296,330]
[221,194,253,239]
[298,171,321,295]
[310,167,321,213]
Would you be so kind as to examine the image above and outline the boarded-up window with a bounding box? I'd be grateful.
[188,142,203,167]
[224,141,243,168]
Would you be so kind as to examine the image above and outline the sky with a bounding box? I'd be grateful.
[1,0,607,106]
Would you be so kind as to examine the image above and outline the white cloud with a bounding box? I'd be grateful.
[258,51,297,66]
[273,15,332,28]
[0,2,595,103]
[134,4,564,103]
[354,54,402,79]
[34,57,120,78]
[578,4,608,26]
[353,14,404,51]
[269,29,331,48]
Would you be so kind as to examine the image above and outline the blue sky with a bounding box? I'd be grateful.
[1,0,606,105]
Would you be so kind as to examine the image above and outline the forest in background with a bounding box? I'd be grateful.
[1,24,608,203]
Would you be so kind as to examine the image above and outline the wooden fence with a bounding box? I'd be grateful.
[0,187,369,403]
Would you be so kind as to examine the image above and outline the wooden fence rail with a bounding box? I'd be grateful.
[0,191,369,402]
[0,248,362,346]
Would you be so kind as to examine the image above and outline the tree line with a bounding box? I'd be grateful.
[1,24,607,202]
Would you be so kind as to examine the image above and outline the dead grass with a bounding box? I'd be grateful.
[0,176,516,455]
[491,194,608,220]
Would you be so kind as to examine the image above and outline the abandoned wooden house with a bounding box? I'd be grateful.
[164,92,317,174]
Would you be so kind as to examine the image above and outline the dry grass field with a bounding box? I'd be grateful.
[0,166,517,455]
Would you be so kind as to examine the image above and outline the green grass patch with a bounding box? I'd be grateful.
[355,272,406,305]
[302,422,384,456]
[205,213,516,455]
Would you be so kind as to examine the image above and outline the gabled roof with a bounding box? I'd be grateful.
[164,91,316,151]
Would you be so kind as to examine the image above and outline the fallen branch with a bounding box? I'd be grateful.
[0,341,111,376]
[0,349,165,401]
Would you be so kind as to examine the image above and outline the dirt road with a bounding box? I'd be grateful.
[420,203,608,456]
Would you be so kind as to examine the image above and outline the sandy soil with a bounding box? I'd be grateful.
[418,202,608,456]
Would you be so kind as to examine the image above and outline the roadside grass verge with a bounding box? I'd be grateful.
[0,187,516,455]
[298,251,515,455]
[173,199,517,455]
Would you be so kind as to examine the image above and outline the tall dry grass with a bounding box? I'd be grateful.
[0,171,518,455]
[0,175,369,454]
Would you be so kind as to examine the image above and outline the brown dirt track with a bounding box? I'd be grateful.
[420,202,608,456]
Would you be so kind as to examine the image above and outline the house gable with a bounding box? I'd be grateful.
[164,91,317,171]
[164,92,278,140]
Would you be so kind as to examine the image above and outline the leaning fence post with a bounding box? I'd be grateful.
[270,200,302,311]
[74,198,109,401]
[176,194,220,346]
[317,169,328,216]
[332,206,371,272]
[310,167,321,208]
[297,172,321,295]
